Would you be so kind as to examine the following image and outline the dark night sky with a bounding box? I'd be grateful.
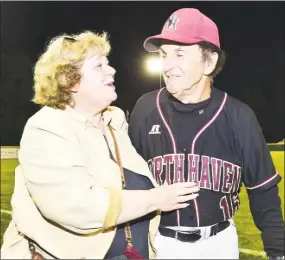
[1,1,284,145]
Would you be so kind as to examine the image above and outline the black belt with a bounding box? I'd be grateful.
[159,220,230,243]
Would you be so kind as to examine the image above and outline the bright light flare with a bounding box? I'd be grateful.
[146,57,163,73]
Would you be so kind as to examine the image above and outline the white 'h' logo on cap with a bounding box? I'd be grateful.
[166,15,179,30]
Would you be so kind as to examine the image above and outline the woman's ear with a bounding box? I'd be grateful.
[70,83,80,93]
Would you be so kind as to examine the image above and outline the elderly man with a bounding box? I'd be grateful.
[129,8,284,259]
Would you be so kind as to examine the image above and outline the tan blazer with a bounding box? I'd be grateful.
[1,106,160,259]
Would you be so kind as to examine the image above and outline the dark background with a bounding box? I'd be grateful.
[1,1,284,145]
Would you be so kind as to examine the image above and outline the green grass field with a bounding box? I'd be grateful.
[1,151,284,258]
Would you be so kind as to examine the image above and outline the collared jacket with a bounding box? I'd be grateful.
[1,105,160,259]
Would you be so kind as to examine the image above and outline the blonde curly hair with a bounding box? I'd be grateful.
[32,31,111,109]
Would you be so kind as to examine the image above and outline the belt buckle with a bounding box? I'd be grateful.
[188,229,201,242]
[189,229,201,235]
[179,230,201,243]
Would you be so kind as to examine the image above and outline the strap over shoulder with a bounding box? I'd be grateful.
[103,106,128,132]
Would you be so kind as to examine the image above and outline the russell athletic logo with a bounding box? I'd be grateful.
[149,125,161,135]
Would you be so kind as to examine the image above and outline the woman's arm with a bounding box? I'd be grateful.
[19,121,199,234]
[117,182,199,225]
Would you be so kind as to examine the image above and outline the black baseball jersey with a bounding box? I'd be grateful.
[128,87,282,228]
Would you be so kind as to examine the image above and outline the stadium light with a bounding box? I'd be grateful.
[146,57,163,74]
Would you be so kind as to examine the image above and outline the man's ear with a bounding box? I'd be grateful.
[70,82,80,93]
[204,52,218,76]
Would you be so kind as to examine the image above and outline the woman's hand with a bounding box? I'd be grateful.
[150,182,199,212]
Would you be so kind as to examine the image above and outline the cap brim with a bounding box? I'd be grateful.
[143,34,202,52]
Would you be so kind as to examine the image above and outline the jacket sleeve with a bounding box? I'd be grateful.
[18,121,122,234]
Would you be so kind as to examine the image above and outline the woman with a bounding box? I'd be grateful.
[1,31,199,259]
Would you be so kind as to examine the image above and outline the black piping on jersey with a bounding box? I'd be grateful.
[156,87,228,227]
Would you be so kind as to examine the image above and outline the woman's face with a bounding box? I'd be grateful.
[72,50,117,113]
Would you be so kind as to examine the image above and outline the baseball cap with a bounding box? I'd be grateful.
[143,8,220,52]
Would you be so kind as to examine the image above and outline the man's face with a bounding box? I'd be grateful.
[159,43,207,98]
[76,50,117,110]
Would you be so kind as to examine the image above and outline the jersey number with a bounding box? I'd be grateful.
[219,195,240,220]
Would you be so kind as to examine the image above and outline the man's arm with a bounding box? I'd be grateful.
[237,107,284,257]
[248,185,284,257]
